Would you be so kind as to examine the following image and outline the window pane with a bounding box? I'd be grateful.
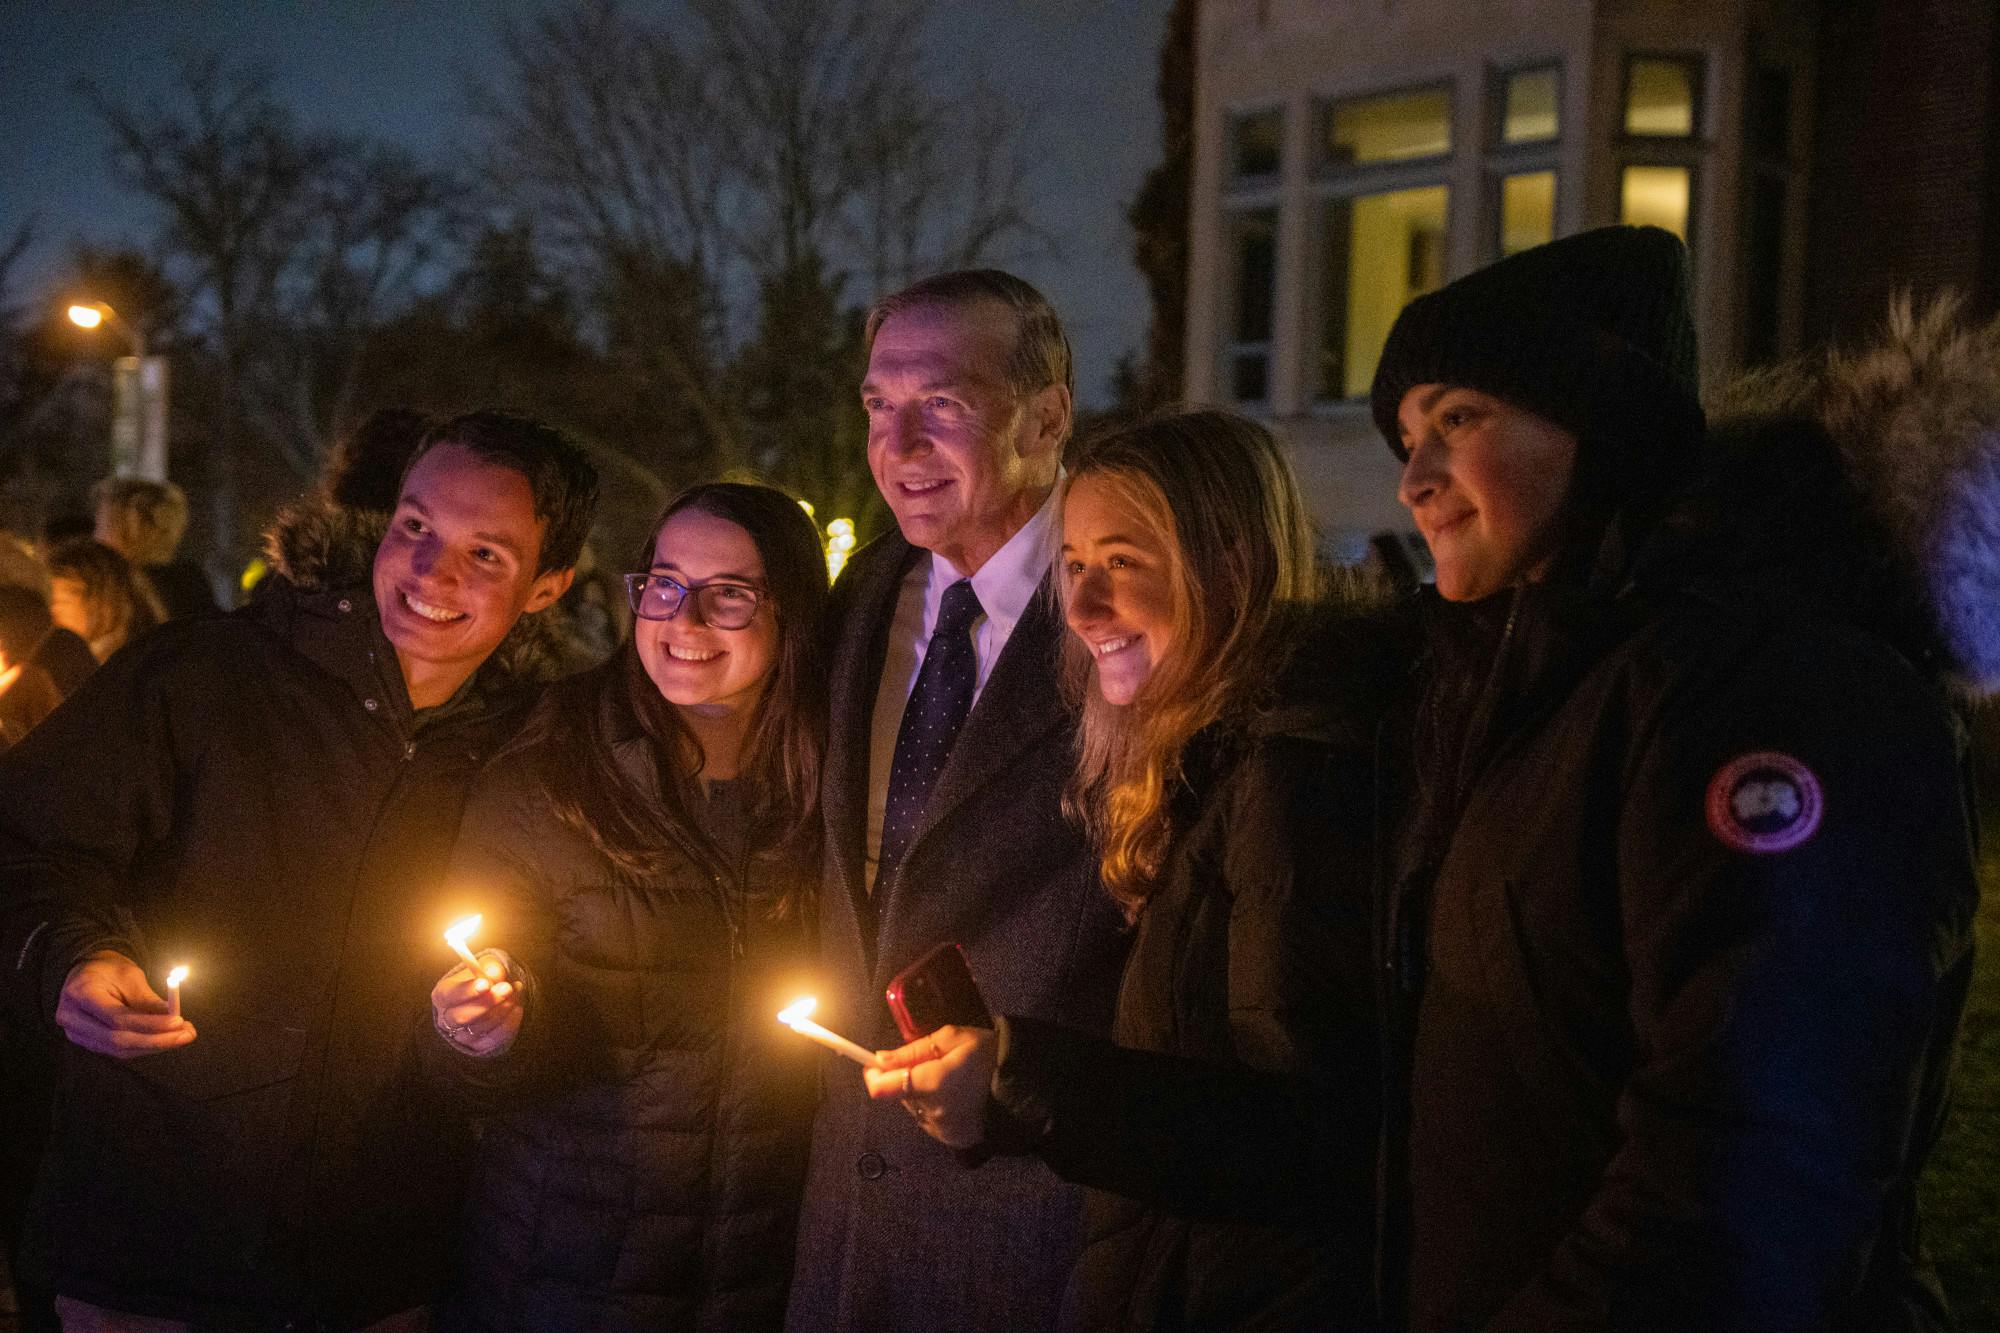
[1620,165,1690,239]
[1625,57,1697,137]
[1499,171,1555,256]
[1231,353,1270,403]
[1231,209,1278,343]
[1503,68,1559,144]
[1324,88,1451,167]
[1232,108,1284,180]
[1227,208,1278,402]
[1317,185,1449,400]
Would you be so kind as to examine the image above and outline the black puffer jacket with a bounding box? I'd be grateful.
[426,675,819,1333]
[988,634,1393,1332]
[1384,302,1996,1331]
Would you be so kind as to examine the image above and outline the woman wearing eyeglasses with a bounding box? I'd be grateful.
[421,482,829,1331]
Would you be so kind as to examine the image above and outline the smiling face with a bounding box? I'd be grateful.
[861,300,1068,575]
[1061,472,1179,707]
[1396,384,1579,601]
[372,442,573,708]
[635,507,779,718]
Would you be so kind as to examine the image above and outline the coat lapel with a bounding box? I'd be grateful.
[822,533,919,976]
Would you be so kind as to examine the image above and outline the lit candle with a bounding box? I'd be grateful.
[165,966,188,1022]
[443,915,482,970]
[778,997,882,1068]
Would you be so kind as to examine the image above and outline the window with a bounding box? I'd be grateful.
[1620,166,1691,239]
[1500,67,1559,144]
[1624,56,1701,138]
[1308,85,1455,401]
[1487,65,1561,259]
[1618,55,1703,246]
[1230,107,1284,183]
[1497,171,1556,256]
[1224,208,1279,402]
[1315,186,1448,400]
[1321,87,1451,169]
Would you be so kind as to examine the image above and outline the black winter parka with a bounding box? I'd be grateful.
[0,578,540,1328]
[1384,367,1988,1330]
[425,683,819,1333]
[987,665,1386,1331]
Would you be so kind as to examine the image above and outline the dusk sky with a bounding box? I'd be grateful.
[0,0,1173,407]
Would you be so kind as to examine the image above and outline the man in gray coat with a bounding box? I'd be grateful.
[785,271,1128,1331]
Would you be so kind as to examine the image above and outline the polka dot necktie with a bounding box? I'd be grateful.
[878,578,983,887]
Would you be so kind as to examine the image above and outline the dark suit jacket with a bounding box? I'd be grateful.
[786,529,1128,1333]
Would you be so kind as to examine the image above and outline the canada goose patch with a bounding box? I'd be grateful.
[1705,751,1824,854]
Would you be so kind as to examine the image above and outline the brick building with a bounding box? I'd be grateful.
[1180,0,2000,558]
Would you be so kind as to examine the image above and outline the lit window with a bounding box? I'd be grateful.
[1501,68,1559,144]
[1322,87,1451,168]
[1315,185,1449,400]
[1226,209,1279,402]
[1625,57,1699,138]
[1498,171,1555,256]
[1620,165,1691,239]
[1231,108,1284,182]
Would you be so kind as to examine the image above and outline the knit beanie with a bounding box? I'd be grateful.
[1369,226,1703,477]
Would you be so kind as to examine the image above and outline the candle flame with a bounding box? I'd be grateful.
[444,915,482,948]
[777,996,817,1026]
[165,966,188,988]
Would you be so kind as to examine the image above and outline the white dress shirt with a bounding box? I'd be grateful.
[864,485,1061,893]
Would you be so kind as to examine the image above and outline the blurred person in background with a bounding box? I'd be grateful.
[46,537,164,664]
[92,477,218,620]
[0,538,94,698]
[0,591,63,748]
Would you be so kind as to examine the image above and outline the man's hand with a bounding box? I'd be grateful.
[56,951,196,1058]
[431,951,522,1058]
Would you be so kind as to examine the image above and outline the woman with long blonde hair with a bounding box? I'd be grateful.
[865,410,1386,1329]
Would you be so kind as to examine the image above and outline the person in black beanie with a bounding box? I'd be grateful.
[1374,225,1985,1330]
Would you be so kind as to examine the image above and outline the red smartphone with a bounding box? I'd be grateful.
[885,942,993,1042]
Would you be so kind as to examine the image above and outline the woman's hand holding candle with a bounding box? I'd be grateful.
[431,953,521,1057]
[864,1025,996,1149]
[434,915,520,1058]
[54,951,196,1059]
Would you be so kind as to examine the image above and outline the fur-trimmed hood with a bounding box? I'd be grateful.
[1664,298,2000,698]
[260,493,589,689]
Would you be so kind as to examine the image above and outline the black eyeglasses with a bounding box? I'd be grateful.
[622,572,765,629]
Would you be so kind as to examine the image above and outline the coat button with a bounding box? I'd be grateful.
[337,598,351,613]
[364,698,379,711]
[857,1152,887,1180]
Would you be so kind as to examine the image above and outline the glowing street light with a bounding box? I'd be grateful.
[66,298,166,481]
[67,299,145,357]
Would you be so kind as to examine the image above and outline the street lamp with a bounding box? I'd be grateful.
[68,300,147,358]
[67,298,166,481]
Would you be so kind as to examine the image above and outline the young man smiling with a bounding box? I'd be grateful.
[0,411,596,1331]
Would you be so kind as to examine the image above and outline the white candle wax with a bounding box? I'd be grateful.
[777,998,882,1067]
